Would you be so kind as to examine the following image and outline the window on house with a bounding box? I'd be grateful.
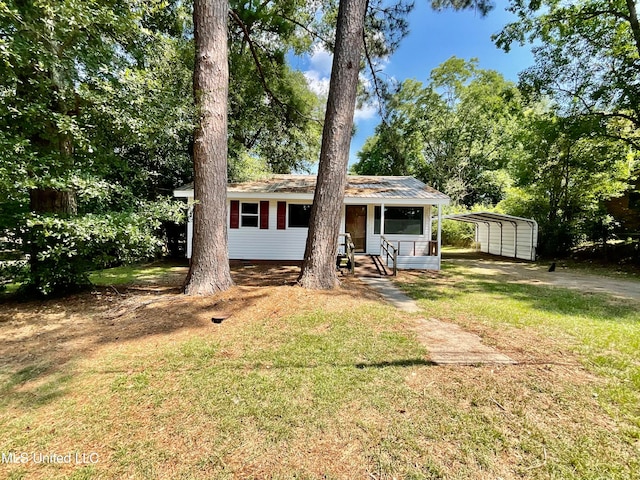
[241,202,259,227]
[288,204,312,227]
[374,206,381,234]
[384,207,423,235]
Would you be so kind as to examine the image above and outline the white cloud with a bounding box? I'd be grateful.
[308,44,333,76]
[354,72,380,121]
[303,70,330,97]
[303,44,333,97]
[301,44,382,122]
[354,103,378,121]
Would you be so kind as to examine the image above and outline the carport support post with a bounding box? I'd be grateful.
[487,222,490,255]
[437,204,442,269]
[531,224,536,261]
[474,224,479,251]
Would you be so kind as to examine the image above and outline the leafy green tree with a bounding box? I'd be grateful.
[0,0,186,294]
[353,58,522,206]
[228,63,322,177]
[227,0,323,178]
[498,109,631,255]
[0,0,326,294]
[494,0,640,148]
[492,0,640,253]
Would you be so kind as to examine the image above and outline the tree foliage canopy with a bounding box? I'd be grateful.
[494,0,640,148]
[500,108,632,254]
[0,0,325,294]
[0,0,192,294]
[355,52,637,256]
[353,57,522,206]
[227,0,324,177]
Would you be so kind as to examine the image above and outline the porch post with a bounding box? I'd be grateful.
[380,203,385,256]
[437,204,442,269]
[187,198,194,259]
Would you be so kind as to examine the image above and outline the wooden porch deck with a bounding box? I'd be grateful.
[351,254,392,277]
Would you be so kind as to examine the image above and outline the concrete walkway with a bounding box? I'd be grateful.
[360,276,516,365]
[359,276,421,312]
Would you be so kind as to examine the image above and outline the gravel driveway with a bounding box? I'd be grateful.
[445,256,640,302]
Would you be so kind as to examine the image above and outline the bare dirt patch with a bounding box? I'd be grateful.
[0,265,382,374]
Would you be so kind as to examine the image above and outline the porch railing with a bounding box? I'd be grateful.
[337,233,356,275]
[381,239,439,257]
[380,236,398,276]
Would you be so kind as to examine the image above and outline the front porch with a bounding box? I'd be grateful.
[340,199,445,273]
[338,232,442,277]
[380,236,441,273]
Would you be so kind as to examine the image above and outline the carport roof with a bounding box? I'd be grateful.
[443,212,538,227]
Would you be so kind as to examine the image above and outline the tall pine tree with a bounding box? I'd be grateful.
[184,0,234,295]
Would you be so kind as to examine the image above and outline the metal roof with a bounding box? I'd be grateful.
[443,212,538,227]
[175,175,450,202]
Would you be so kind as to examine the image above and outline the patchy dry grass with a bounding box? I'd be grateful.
[398,262,640,478]
[1,261,639,479]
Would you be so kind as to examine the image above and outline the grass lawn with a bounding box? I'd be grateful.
[1,260,639,479]
[1,260,189,297]
[88,261,189,287]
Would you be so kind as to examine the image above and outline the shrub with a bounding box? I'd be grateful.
[17,199,185,296]
[441,205,477,247]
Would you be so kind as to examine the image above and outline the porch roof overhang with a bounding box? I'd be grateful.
[174,175,451,206]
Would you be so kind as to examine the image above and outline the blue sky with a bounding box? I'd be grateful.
[289,0,535,168]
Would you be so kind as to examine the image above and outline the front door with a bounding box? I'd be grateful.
[345,205,367,252]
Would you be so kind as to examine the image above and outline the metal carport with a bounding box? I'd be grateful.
[443,212,538,261]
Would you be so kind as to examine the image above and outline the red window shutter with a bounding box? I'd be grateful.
[230,200,239,229]
[260,201,269,229]
[277,201,286,230]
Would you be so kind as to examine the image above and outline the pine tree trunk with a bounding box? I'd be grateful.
[626,0,640,57]
[298,0,368,289]
[184,0,233,295]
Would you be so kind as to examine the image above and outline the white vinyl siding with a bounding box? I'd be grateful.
[394,255,440,270]
[228,200,311,260]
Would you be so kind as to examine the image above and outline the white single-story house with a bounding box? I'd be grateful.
[174,175,451,270]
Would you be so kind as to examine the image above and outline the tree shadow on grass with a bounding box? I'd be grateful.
[201,358,437,371]
[0,285,272,409]
[0,364,72,409]
[0,262,393,410]
[355,358,436,369]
